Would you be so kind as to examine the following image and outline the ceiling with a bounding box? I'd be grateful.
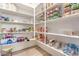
[22,3,40,8]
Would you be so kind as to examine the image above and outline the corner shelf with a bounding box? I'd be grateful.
[37,40,68,56]
[0,39,36,52]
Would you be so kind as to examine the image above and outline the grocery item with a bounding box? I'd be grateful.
[71,3,79,14]
[1,39,8,44]
[25,37,30,41]
[63,43,79,55]
[48,11,61,19]
[1,27,34,33]
[28,27,33,32]
[63,3,71,16]
[48,39,57,46]
[5,34,13,38]
[38,34,45,42]
[1,28,6,32]
[57,42,67,50]
[64,3,71,8]
[71,3,79,10]
[4,17,9,21]
[7,39,13,44]
[17,37,25,42]
[0,16,9,21]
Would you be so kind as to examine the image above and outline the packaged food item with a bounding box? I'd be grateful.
[5,34,13,38]
[13,27,16,32]
[48,39,57,46]
[71,3,79,10]
[47,10,61,20]
[1,39,8,44]
[17,37,25,42]
[46,4,61,20]
[63,3,71,16]
[63,43,79,55]
[4,17,9,21]
[53,42,60,48]
[25,37,30,41]
[38,34,45,43]
[71,3,79,14]
[0,16,5,21]
[52,11,61,19]
[57,42,67,50]
[12,38,17,43]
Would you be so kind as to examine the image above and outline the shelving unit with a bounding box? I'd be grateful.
[0,3,34,55]
[46,33,79,39]
[0,21,34,25]
[35,3,79,56]
[0,3,79,56]
[0,32,34,34]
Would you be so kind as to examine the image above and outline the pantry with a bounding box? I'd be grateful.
[0,3,79,56]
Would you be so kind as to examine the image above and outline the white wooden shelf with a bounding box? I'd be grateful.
[0,32,34,34]
[46,32,79,39]
[0,39,35,46]
[37,40,68,56]
[0,8,33,18]
[46,13,79,24]
[0,21,33,25]
[0,39,36,52]
[35,31,79,39]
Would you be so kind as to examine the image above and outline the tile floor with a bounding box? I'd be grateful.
[13,46,51,56]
